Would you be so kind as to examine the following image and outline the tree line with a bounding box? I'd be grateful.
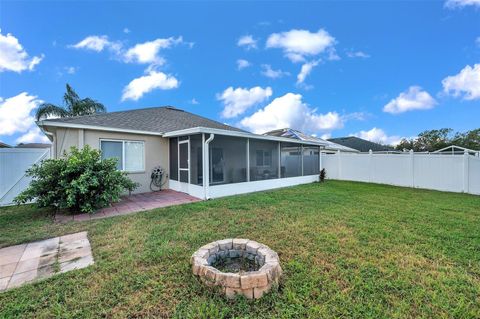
[395,128,480,152]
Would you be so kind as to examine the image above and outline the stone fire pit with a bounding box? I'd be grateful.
[191,239,282,299]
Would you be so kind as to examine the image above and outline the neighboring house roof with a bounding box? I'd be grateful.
[39,106,245,134]
[328,136,394,152]
[263,128,359,152]
[15,143,51,148]
[0,142,12,148]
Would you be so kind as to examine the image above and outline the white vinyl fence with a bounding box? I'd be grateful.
[321,151,480,195]
[0,148,51,206]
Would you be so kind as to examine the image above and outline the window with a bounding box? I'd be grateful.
[255,150,272,166]
[250,140,279,181]
[100,140,145,172]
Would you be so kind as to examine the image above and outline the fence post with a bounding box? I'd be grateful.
[410,150,415,188]
[463,150,469,193]
[319,148,322,171]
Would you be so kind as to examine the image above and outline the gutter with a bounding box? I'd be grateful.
[203,133,215,200]
[36,120,164,137]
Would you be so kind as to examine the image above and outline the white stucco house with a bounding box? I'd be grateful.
[37,106,348,199]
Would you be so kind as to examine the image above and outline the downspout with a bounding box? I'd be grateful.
[203,134,215,200]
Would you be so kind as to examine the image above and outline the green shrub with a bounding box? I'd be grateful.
[14,146,138,214]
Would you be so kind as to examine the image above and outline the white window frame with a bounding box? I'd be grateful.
[99,139,145,173]
[256,149,272,167]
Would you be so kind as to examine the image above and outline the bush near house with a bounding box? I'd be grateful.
[14,146,137,214]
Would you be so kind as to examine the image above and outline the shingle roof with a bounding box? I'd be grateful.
[40,106,245,134]
[327,136,394,152]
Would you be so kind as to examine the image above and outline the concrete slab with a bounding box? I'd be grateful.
[15,258,40,274]
[0,277,9,291]
[0,232,94,292]
[60,255,94,273]
[8,269,37,288]
[0,263,16,279]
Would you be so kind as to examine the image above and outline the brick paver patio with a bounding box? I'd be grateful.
[0,232,93,292]
[55,190,200,223]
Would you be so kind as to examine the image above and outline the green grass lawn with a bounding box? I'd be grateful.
[1,181,479,318]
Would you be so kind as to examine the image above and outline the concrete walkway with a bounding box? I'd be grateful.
[56,190,200,223]
[0,232,93,292]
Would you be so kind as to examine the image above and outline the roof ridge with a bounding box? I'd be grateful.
[41,106,177,122]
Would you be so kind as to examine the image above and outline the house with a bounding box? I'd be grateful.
[327,136,394,152]
[37,106,343,199]
[264,128,359,153]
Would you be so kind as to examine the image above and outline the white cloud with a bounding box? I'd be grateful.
[123,36,183,65]
[237,35,257,50]
[442,64,480,100]
[65,66,77,74]
[0,30,43,73]
[266,28,336,62]
[346,50,370,58]
[218,86,272,118]
[237,59,251,70]
[0,92,48,143]
[383,86,437,114]
[16,127,49,144]
[261,64,290,79]
[240,93,343,134]
[71,35,183,66]
[352,127,402,146]
[121,71,179,101]
[320,133,331,140]
[71,35,113,52]
[190,98,199,105]
[123,28,131,34]
[476,37,480,46]
[445,0,480,8]
[297,60,320,84]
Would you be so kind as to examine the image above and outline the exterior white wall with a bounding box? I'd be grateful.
[0,148,51,206]
[209,175,319,198]
[170,180,205,198]
[171,175,319,199]
[322,152,480,195]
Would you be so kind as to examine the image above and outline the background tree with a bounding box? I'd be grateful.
[395,128,480,151]
[452,129,480,150]
[36,84,106,121]
[414,128,453,152]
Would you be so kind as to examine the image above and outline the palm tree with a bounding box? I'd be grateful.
[36,84,106,121]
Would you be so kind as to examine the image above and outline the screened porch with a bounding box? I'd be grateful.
[167,132,323,199]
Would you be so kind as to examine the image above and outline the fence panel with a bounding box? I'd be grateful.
[469,156,480,195]
[371,154,412,187]
[0,148,51,206]
[413,154,464,193]
[321,152,479,195]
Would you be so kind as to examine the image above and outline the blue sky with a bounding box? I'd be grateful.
[0,0,479,146]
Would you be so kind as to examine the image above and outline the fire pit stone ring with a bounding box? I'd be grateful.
[191,239,282,299]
